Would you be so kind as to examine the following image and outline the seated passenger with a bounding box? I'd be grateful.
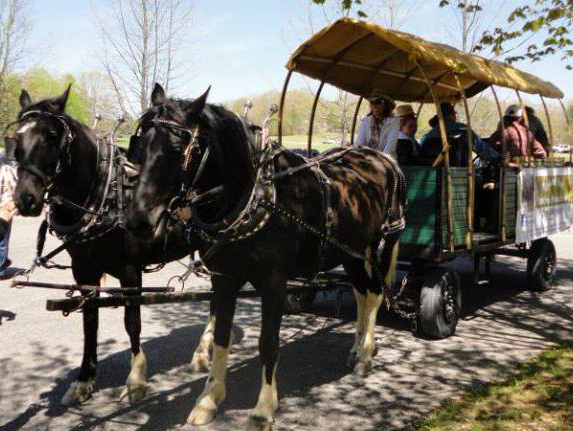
[525,106,550,152]
[489,105,546,163]
[355,89,400,160]
[395,104,419,165]
[419,103,501,166]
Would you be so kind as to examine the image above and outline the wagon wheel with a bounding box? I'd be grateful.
[283,291,317,315]
[527,238,556,292]
[418,268,462,340]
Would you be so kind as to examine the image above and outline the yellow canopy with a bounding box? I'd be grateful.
[286,18,564,102]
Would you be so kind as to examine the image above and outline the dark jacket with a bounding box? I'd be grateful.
[396,135,419,165]
[0,218,8,242]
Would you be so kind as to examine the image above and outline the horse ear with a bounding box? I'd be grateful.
[52,84,72,114]
[20,89,32,109]
[188,86,211,116]
[151,83,166,106]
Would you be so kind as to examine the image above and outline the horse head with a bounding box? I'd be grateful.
[12,85,75,216]
[126,83,214,239]
[126,83,257,241]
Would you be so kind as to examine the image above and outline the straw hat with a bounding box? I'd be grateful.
[395,104,415,118]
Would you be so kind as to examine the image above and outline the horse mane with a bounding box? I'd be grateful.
[197,103,257,188]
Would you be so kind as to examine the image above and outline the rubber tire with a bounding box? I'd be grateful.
[283,291,317,314]
[527,238,556,292]
[418,268,462,340]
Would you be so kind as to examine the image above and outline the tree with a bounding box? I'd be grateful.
[93,0,194,114]
[440,0,573,68]
[0,0,32,126]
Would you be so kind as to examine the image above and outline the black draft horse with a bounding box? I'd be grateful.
[11,86,200,405]
[127,83,405,429]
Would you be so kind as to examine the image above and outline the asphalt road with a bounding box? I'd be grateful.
[0,216,572,431]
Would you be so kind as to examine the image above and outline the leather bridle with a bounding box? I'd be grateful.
[7,110,75,190]
[141,114,213,219]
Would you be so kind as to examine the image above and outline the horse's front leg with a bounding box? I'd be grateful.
[247,272,286,431]
[188,275,243,425]
[61,263,102,406]
[191,299,216,372]
[117,265,148,403]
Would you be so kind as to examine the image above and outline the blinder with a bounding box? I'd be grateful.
[7,110,74,189]
[144,115,208,191]
[4,136,16,162]
[127,132,143,165]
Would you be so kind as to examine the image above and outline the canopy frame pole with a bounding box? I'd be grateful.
[454,74,474,249]
[515,90,532,166]
[539,96,555,166]
[413,71,452,108]
[491,86,507,242]
[415,59,455,252]
[557,98,571,166]
[278,70,293,146]
[308,80,325,154]
[307,34,374,154]
[350,96,363,146]
[416,101,425,117]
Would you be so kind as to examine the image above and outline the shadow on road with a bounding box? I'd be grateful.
[1,254,571,430]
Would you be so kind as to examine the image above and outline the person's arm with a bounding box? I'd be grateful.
[488,127,502,149]
[530,132,547,159]
[473,131,501,162]
[0,199,16,242]
[355,117,368,147]
[381,117,400,159]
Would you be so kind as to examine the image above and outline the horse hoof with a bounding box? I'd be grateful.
[188,404,217,425]
[354,361,372,377]
[61,379,94,406]
[246,415,273,431]
[191,352,211,372]
[121,382,147,403]
[346,352,357,369]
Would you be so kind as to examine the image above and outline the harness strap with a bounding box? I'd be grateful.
[271,148,352,181]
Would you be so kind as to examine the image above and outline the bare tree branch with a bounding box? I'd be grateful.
[93,0,194,114]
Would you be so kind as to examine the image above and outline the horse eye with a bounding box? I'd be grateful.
[49,129,59,137]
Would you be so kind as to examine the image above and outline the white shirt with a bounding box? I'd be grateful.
[355,115,400,160]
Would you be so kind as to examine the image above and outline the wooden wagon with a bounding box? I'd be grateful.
[278,18,571,338]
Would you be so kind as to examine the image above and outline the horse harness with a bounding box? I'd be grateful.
[160,117,407,297]
[8,110,140,273]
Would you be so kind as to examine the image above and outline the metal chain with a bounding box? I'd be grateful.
[257,197,418,328]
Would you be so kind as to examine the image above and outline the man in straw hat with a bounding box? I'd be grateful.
[355,89,400,160]
[395,104,420,165]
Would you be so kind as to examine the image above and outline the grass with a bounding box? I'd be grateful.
[416,346,573,431]
[272,134,351,153]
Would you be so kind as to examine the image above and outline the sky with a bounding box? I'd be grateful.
[27,0,571,108]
